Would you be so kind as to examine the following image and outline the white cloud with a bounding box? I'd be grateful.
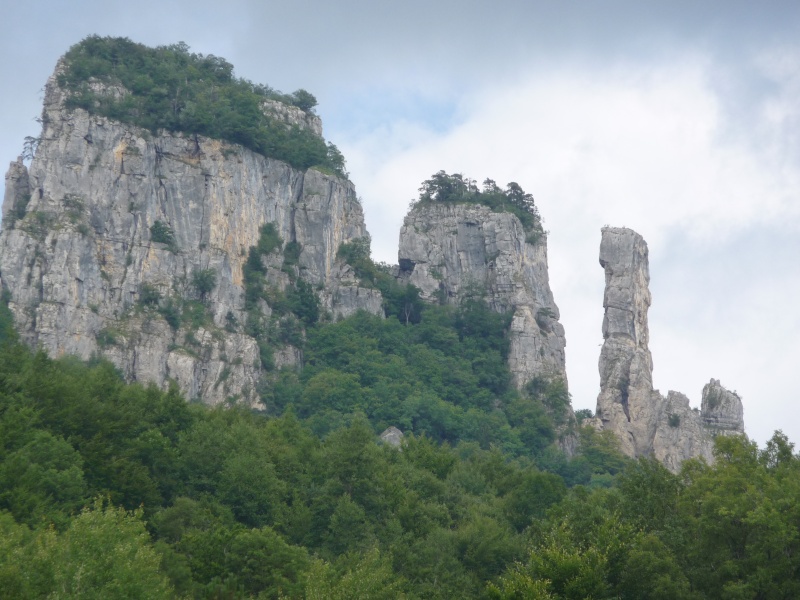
[342,53,800,446]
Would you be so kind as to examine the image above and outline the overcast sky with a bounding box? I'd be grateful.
[3,1,800,447]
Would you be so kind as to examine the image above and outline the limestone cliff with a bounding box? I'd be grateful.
[0,65,381,406]
[397,203,567,391]
[594,227,745,471]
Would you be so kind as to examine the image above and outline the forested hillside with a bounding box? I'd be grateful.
[2,35,798,599]
[1,292,799,598]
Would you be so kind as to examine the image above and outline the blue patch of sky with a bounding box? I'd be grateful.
[321,86,462,142]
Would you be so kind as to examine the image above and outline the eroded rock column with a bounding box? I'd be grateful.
[595,227,657,457]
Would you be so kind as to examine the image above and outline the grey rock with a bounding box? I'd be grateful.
[380,426,404,448]
[652,391,714,472]
[397,203,567,390]
[595,227,746,471]
[321,262,384,320]
[260,99,323,137]
[701,379,745,434]
[2,158,30,225]
[0,63,381,406]
[397,202,575,452]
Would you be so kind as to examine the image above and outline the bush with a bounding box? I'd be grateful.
[159,299,182,330]
[256,223,283,256]
[191,269,217,299]
[139,283,161,306]
[150,221,176,249]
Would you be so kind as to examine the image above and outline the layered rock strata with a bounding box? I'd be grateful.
[397,203,567,390]
[594,227,745,471]
[0,67,381,406]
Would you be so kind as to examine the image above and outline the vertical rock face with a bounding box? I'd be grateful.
[0,67,381,406]
[397,203,567,390]
[595,227,745,471]
[595,227,659,457]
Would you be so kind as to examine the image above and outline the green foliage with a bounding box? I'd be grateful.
[1,323,799,598]
[289,88,318,112]
[257,222,284,256]
[287,279,320,326]
[59,36,347,176]
[527,377,571,426]
[414,171,545,236]
[149,220,176,250]
[283,240,303,270]
[158,299,181,330]
[190,268,217,299]
[139,283,161,306]
[95,327,118,348]
[337,234,425,324]
[47,500,175,598]
[0,430,87,529]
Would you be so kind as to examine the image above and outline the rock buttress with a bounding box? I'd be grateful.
[398,202,567,391]
[0,63,381,406]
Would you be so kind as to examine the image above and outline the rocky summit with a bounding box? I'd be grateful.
[593,227,745,471]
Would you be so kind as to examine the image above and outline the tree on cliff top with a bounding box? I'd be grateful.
[415,171,544,236]
[56,36,344,176]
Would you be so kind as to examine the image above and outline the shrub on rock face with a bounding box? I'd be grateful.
[191,269,217,300]
[150,221,176,249]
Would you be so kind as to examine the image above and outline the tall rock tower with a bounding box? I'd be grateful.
[398,203,567,390]
[595,227,745,471]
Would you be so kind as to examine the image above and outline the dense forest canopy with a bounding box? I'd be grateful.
[1,280,799,597]
[56,36,347,176]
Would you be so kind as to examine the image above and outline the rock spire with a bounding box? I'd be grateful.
[594,227,745,471]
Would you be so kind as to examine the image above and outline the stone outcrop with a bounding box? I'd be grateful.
[594,227,745,471]
[397,203,567,391]
[260,99,323,137]
[0,65,381,407]
[701,379,745,434]
[380,426,404,448]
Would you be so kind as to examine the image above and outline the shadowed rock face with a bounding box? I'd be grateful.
[594,227,746,472]
[0,65,381,406]
[397,202,567,391]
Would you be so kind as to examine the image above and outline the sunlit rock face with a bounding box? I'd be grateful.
[0,64,380,406]
[594,227,746,472]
